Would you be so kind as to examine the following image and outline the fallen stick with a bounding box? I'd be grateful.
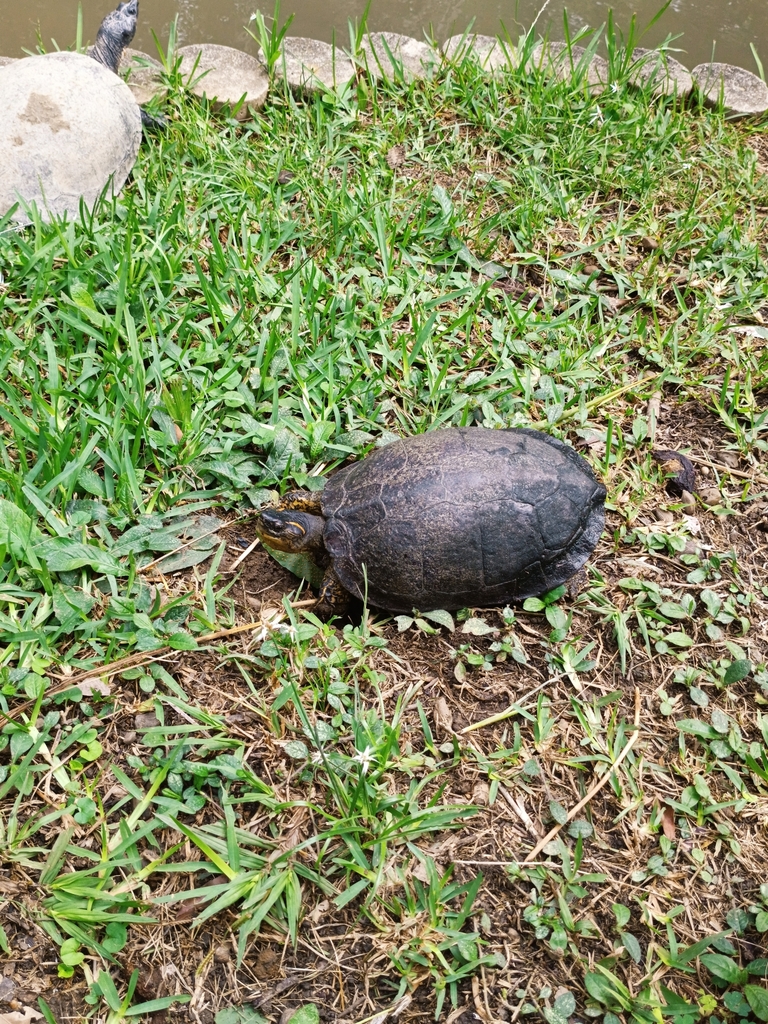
[523,686,641,862]
[685,452,768,488]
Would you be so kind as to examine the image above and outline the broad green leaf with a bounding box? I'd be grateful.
[745,985,768,1022]
[724,659,751,685]
[542,1008,569,1024]
[549,800,568,825]
[462,617,497,636]
[700,952,747,985]
[263,545,325,589]
[612,904,631,929]
[620,931,642,963]
[676,719,718,739]
[284,741,309,760]
[35,538,124,576]
[287,1006,319,1024]
[0,497,42,563]
[553,991,575,1017]
[422,608,455,631]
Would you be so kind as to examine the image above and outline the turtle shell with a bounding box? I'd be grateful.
[321,427,606,613]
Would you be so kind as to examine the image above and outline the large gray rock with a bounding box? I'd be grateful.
[119,48,167,105]
[530,42,608,93]
[178,44,269,119]
[0,51,141,226]
[691,62,768,117]
[266,37,355,93]
[361,32,438,81]
[630,48,692,97]
[443,34,517,72]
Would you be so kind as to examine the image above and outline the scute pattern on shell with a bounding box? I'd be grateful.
[321,427,606,613]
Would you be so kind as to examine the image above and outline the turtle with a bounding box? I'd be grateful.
[256,426,606,618]
[89,0,167,128]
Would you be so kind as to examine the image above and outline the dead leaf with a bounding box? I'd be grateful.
[174,874,229,921]
[472,781,490,805]
[434,697,453,738]
[646,392,662,441]
[660,802,676,840]
[78,676,111,697]
[0,1010,43,1024]
[386,144,405,169]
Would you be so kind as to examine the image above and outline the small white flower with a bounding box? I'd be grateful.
[311,751,324,765]
[353,746,375,774]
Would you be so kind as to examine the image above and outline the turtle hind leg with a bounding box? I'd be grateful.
[314,565,351,620]
[279,490,324,515]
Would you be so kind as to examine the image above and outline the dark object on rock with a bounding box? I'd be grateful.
[90,0,166,128]
[256,427,606,617]
[90,0,139,74]
[653,450,697,498]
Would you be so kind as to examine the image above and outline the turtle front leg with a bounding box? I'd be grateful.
[314,565,351,620]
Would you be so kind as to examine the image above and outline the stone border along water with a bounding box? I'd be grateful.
[0,30,766,225]
[2,30,768,119]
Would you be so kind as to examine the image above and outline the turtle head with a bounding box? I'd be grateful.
[91,0,139,74]
[256,508,326,554]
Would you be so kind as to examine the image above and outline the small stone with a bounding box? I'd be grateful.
[630,48,693,97]
[134,711,160,730]
[683,540,702,555]
[361,32,438,81]
[638,235,660,251]
[530,42,608,93]
[178,44,269,119]
[652,508,674,524]
[680,489,697,516]
[267,37,355,93]
[213,943,231,963]
[0,976,17,1003]
[718,450,740,469]
[698,486,722,507]
[119,730,137,743]
[118,47,167,105]
[692,63,768,117]
[442,34,516,72]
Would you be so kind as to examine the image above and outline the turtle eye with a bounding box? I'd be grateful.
[259,510,305,540]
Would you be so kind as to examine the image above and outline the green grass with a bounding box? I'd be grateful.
[0,19,767,1023]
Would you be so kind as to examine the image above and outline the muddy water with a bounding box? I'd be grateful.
[1,0,766,75]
